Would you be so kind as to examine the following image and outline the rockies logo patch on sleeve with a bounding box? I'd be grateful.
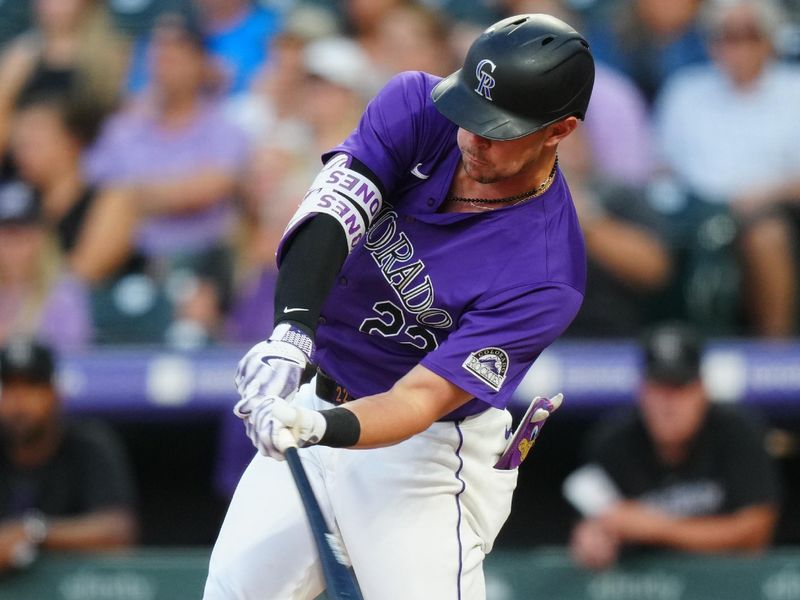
[462,347,509,391]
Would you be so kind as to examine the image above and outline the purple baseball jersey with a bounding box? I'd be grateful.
[284,72,586,420]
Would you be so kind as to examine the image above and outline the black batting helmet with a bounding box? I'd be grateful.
[432,14,594,140]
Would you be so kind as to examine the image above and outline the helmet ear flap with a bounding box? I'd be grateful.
[432,13,595,141]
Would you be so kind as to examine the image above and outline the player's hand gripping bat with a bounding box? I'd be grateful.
[284,393,562,599]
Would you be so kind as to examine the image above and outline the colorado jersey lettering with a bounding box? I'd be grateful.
[304,72,585,419]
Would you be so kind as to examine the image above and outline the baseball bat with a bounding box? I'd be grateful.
[284,446,363,600]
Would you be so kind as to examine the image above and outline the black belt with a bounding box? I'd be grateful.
[315,369,357,405]
[314,368,485,422]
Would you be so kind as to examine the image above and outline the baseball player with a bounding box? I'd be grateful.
[204,13,594,600]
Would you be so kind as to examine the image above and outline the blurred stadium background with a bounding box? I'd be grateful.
[1,0,800,598]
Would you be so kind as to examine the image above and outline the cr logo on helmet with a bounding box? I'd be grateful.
[473,59,497,101]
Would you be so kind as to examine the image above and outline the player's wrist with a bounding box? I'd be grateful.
[274,318,315,341]
[269,323,316,363]
[319,407,361,448]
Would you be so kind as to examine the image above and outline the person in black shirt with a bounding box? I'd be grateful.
[567,322,780,569]
[0,338,137,572]
[9,93,140,281]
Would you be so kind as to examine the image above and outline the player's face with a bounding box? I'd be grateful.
[456,128,548,185]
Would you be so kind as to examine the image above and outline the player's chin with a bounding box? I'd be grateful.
[463,162,500,185]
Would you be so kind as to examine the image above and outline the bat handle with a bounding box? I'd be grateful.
[284,447,364,600]
[284,448,320,530]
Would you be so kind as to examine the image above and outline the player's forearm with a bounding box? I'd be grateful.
[42,508,138,551]
[657,505,777,552]
[273,215,349,336]
[342,365,472,448]
[273,154,383,336]
[339,394,431,448]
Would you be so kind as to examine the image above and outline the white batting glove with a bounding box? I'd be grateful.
[249,397,327,460]
[233,323,314,420]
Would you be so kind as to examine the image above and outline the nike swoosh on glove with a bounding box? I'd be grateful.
[233,323,314,421]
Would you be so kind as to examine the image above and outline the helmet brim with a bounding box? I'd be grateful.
[431,70,548,141]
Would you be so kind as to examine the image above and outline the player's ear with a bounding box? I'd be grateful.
[542,117,579,148]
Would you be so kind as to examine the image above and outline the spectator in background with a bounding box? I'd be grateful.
[0,0,128,161]
[0,339,137,572]
[582,61,655,186]
[559,126,671,337]
[372,3,457,79]
[195,0,281,95]
[8,93,164,344]
[567,323,780,570]
[655,0,800,337]
[301,37,378,154]
[0,180,90,351]
[224,3,342,144]
[127,0,281,97]
[584,0,708,104]
[344,0,406,60]
[87,13,249,347]
[10,94,139,284]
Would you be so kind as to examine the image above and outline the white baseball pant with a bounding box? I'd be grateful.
[203,380,518,600]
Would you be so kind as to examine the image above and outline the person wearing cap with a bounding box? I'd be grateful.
[568,322,781,570]
[206,13,592,599]
[0,338,137,573]
[0,178,91,350]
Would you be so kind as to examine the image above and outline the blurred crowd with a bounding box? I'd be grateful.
[0,0,796,578]
[1,0,800,354]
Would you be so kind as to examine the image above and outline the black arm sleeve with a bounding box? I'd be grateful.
[274,214,348,337]
[273,157,384,338]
